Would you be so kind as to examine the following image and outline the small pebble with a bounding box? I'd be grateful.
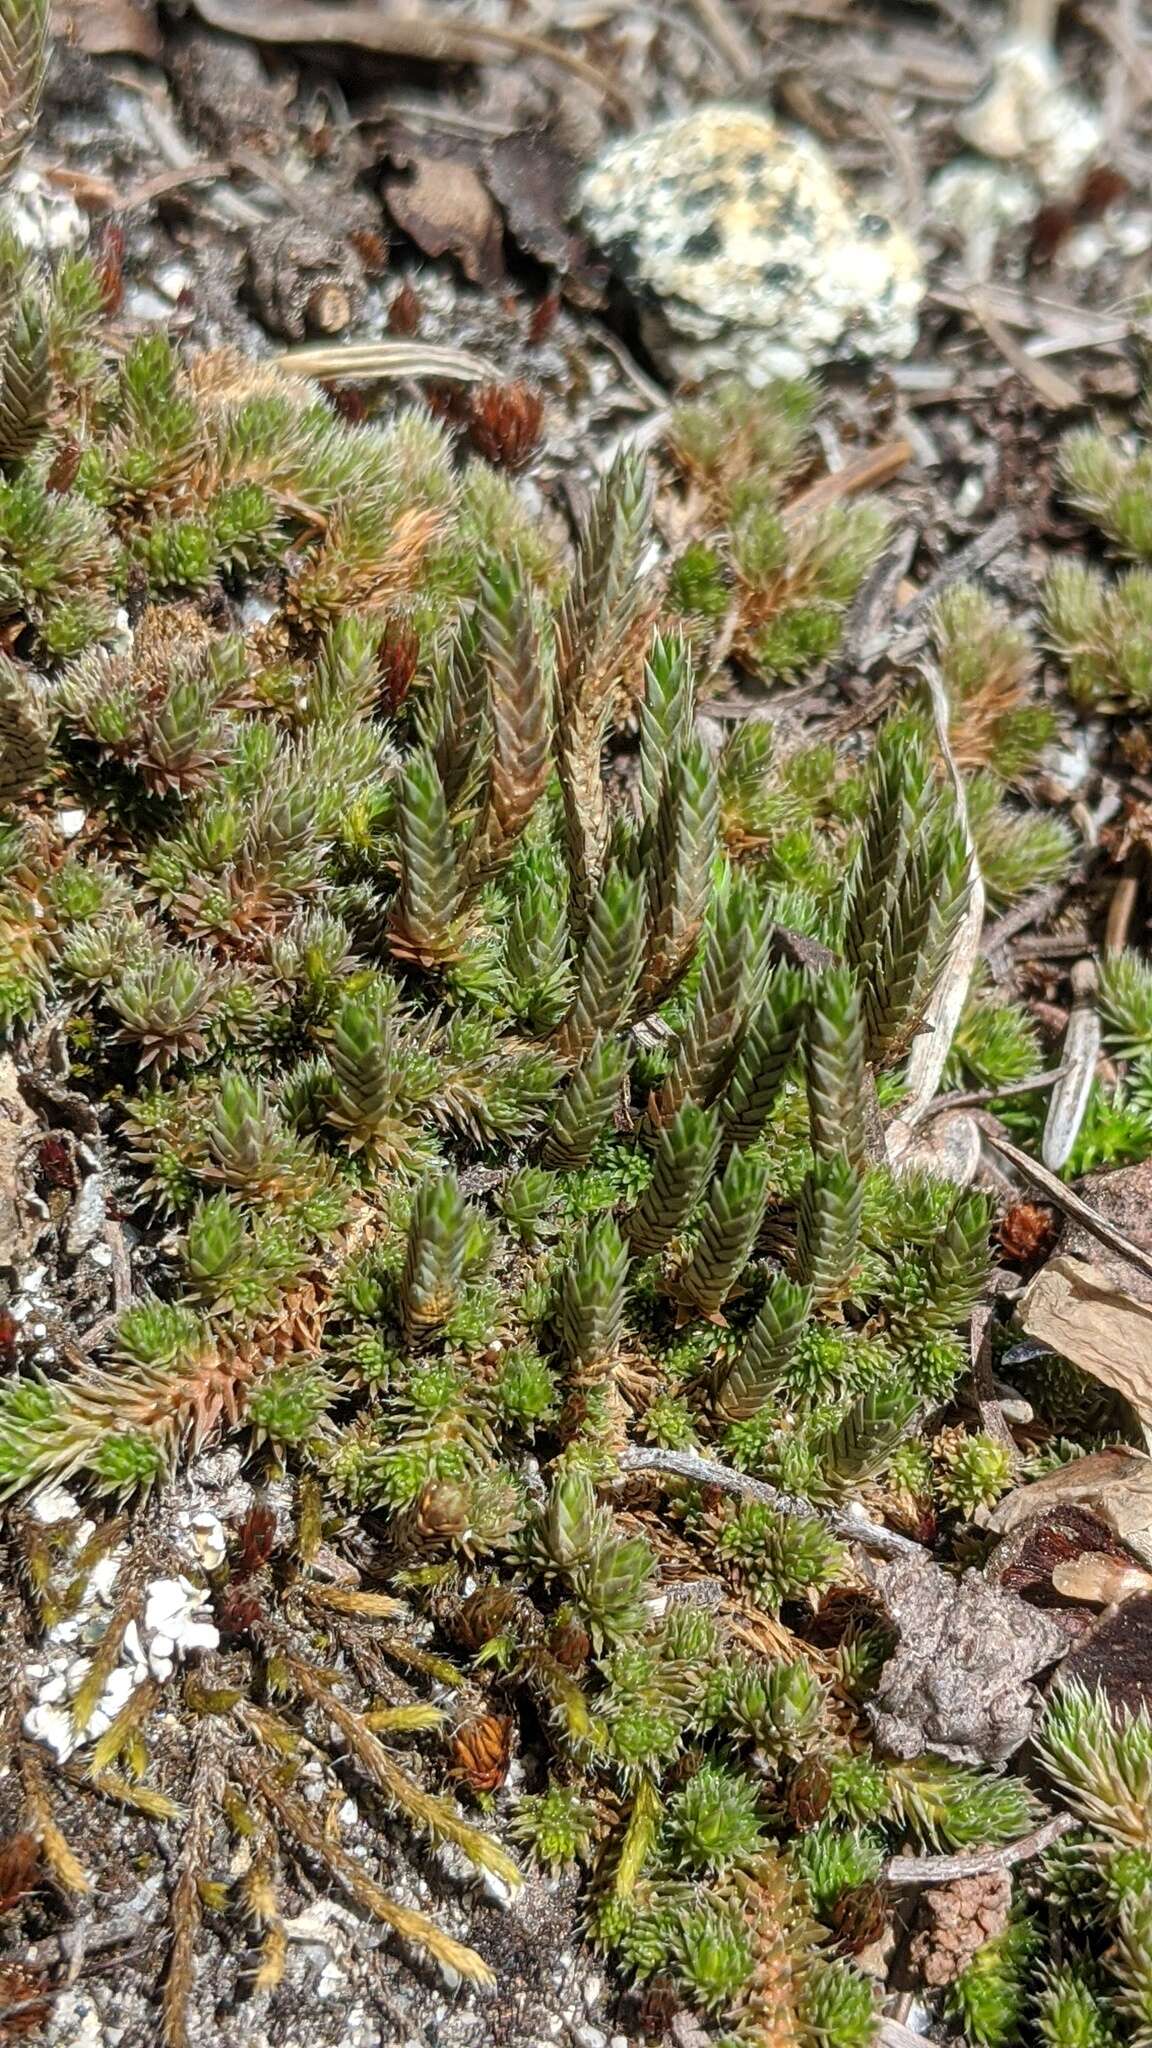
[66,1172,107,1258]
[23,1700,79,1761]
[125,284,177,324]
[154,263,193,301]
[188,1509,227,1572]
[6,168,86,252]
[88,1554,122,1603]
[479,1866,520,1908]
[317,1958,347,2000]
[31,1483,81,1524]
[956,38,1102,196]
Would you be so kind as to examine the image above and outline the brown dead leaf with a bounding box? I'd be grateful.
[1060,1590,1152,1714]
[485,132,581,273]
[1016,1253,1152,1434]
[53,0,162,59]
[866,1557,1067,1766]
[383,150,504,287]
[990,1503,1142,1620]
[987,1448,1152,1569]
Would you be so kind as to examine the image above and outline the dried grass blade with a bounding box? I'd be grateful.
[1042,961,1100,1171]
[272,341,498,384]
[891,657,985,1148]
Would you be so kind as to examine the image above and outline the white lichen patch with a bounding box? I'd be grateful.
[22,1520,218,1759]
[579,106,924,382]
[23,1516,137,1760]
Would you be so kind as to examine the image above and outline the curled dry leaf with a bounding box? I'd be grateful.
[986,1446,1152,1569]
[1016,1253,1152,1440]
[1049,1552,1152,1604]
[485,132,583,274]
[866,1556,1067,1767]
[382,150,505,287]
[888,660,985,1155]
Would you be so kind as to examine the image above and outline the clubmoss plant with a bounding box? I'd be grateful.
[663,380,890,681]
[1046,412,1152,709]
[0,59,1138,2043]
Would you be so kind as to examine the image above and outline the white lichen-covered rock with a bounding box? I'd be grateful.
[579,106,924,382]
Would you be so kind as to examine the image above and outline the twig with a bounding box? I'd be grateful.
[119,160,235,212]
[1010,930,1092,960]
[907,1065,1069,1126]
[852,512,1021,675]
[884,1811,1075,1887]
[684,0,761,79]
[783,439,913,524]
[1106,870,1141,955]
[616,1447,925,1559]
[981,882,1071,963]
[105,1214,133,1315]
[966,290,1081,410]
[971,1300,1021,1467]
[981,1130,1152,1283]
[930,279,1132,348]
[894,511,1021,626]
[879,2023,936,2048]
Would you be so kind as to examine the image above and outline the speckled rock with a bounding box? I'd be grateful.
[578,106,924,383]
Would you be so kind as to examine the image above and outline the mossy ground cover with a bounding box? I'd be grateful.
[6,2,1152,2044]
